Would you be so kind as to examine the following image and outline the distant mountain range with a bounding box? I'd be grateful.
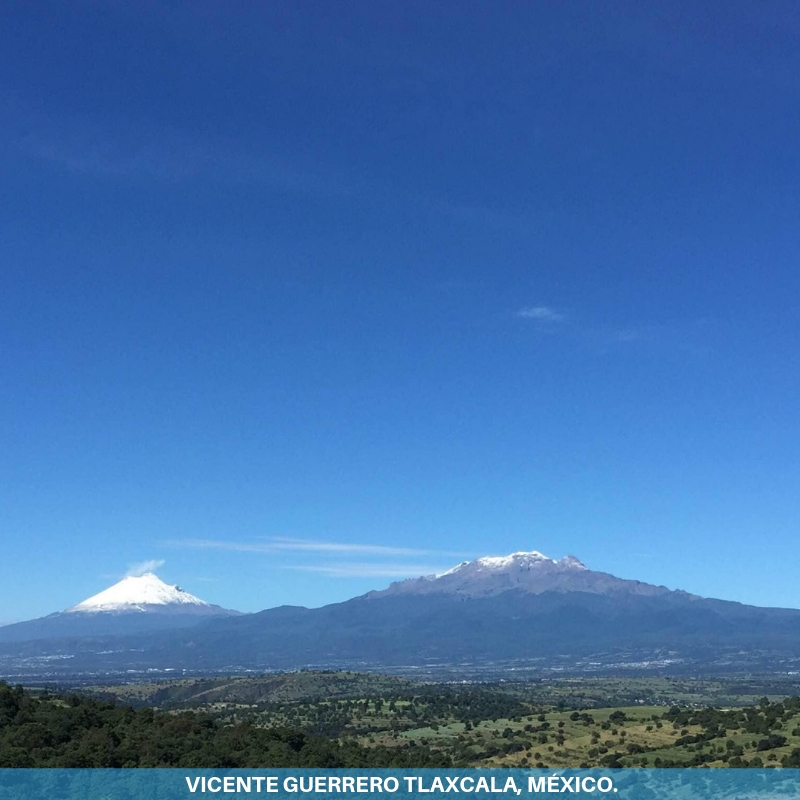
[2,552,800,677]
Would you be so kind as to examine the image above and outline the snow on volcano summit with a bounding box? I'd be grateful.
[67,572,210,613]
[437,550,586,577]
[367,548,672,599]
[474,550,586,571]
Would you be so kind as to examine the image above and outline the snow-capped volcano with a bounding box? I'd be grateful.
[67,572,210,613]
[0,572,240,644]
[370,548,684,600]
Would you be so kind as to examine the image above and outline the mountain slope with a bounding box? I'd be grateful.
[134,579,799,669]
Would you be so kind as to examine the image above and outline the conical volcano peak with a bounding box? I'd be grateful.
[0,570,241,644]
[67,572,210,613]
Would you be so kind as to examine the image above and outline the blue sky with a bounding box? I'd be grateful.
[1,1,799,622]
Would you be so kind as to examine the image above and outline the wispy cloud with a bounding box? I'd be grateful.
[516,306,567,322]
[165,537,465,558]
[609,328,640,343]
[285,563,444,579]
[125,559,165,577]
[6,104,362,201]
[514,305,718,356]
[4,102,530,231]
[597,318,719,354]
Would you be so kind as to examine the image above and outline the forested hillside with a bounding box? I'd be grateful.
[4,679,800,769]
[0,682,449,768]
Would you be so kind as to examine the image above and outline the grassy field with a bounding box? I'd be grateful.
[76,672,800,768]
[375,702,800,767]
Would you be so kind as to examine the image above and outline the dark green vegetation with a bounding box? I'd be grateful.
[0,681,448,767]
[5,673,800,768]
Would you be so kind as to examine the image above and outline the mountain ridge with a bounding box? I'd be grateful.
[368,549,700,600]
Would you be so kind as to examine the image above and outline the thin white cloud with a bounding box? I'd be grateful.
[125,559,165,577]
[285,563,444,579]
[516,306,567,322]
[7,105,360,201]
[268,536,457,556]
[610,328,640,343]
[597,318,719,353]
[165,537,465,558]
[515,308,718,356]
[4,102,528,232]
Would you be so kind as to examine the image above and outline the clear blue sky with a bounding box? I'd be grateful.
[2,1,799,622]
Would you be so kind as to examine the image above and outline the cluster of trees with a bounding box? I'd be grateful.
[225,687,533,739]
[654,698,800,768]
[0,683,450,768]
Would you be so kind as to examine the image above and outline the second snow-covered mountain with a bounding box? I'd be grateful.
[371,550,694,599]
